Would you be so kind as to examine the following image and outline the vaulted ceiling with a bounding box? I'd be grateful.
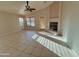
[0,1,53,15]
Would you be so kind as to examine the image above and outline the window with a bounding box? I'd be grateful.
[31,18,35,26]
[19,17,24,26]
[26,18,35,27]
[27,18,31,26]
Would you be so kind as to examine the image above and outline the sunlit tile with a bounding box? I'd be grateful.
[39,32,64,42]
[43,39,47,47]
[46,39,50,49]
[32,33,78,57]
[63,46,71,57]
[41,38,45,45]
[39,37,43,44]
[32,34,38,39]
[71,50,78,57]
[49,41,53,51]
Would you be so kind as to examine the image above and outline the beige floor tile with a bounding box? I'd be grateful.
[40,47,58,57]
[23,46,35,55]
[18,52,33,57]
[0,31,69,57]
[31,47,42,57]
[3,47,21,57]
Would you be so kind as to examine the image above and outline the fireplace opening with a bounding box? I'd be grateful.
[49,22,58,32]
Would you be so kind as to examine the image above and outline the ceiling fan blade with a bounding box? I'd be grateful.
[29,9,32,12]
[24,1,36,12]
[30,8,36,10]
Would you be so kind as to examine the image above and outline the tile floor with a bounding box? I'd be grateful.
[0,31,78,57]
[0,31,58,57]
[32,33,78,57]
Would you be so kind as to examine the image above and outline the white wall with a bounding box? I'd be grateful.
[31,2,62,31]
[62,2,79,55]
[0,11,20,36]
[31,7,49,30]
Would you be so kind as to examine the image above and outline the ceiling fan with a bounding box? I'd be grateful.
[24,1,36,12]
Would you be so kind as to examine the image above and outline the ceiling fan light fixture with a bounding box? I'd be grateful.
[24,1,36,12]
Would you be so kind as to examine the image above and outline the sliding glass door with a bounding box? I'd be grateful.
[26,17,35,30]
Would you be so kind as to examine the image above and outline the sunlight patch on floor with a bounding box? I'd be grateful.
[38,32,67,42]
[32,34,78,57]
[32,34,38,39]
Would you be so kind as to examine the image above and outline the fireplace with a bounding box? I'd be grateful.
[49,22,58,32]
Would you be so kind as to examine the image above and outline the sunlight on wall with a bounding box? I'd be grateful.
[41,24,45,29]
[32,33,78,57]
[40,24,45,29]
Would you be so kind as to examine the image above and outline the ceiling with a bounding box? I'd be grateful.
[0,1,53,15]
